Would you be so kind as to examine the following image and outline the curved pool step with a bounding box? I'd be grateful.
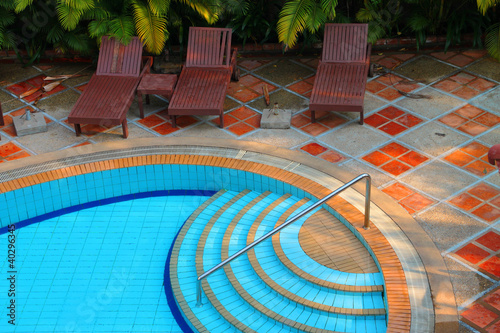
[170,189,387,333]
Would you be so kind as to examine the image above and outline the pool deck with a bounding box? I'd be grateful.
[0,48,499,332]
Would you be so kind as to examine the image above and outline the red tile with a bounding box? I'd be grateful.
[472,204,500,222]
[303,110,328,119]
[479,256,500,278]
[175,116,199,128]
[26,75,45,87]
[476,232,500,252]
[456,243,491,264]
[362,151,392,166]
[379,106,405,119]
[392,53,415,61]
[318,114,346,128]
[453,86,480,99]
[380,142,409,158]
[230,106,257,120]
[227,122,255,136]
[301,143,328,156]
[1,126,17,137]
[468,183,500,201]
[377,87,402,101]
[395,114,422,128]
[304,75,316,84]
[291,114,310,128]
[138,114,165,128]
[399,151,428,167]
[245,115,261,128]
[300,123,329,136]
[462,142,490,158]
[447,54,474,67]
[76,83,88,92]
[393,82,421,93]
[376,74,404,86]
[433,79,462,93]
[232,88,260,103]
[73,141,91,147]
[382,182,414,201]
[5,151,30,161]
[365,113,389,128]
[252,82,277,94]
[211,114,239,127]
[458,122,489,136]
[461,304,498,328]
[450,72,477,84]
[465,160,497,176]
[439,113,468,128]
[462,49,488,58]
[381,160,411,176]
[486,320,500,333]
[431,51,455,60]
[456,105,485,119]
[152,122,179,135]
[80,124,109,135]
[379,121,407,135]
[476,113,500,127]
[449,193,482,211]
[377,57,400,69]
[6,81,33,96]
[238,60,264,70]
[238,74,261,87]
[366,80,387,93]
[468,78,496,92]
[484,288,500,311]
[490,196,500,209]
[288,80,313,94]
[319,150,345,163]
[0,142,23,157]
[399,192,434,212]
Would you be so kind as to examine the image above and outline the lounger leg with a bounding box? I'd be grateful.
[122,119,129,138]
[171,115,177,128]
[138,92,144,119]
[74,124,82,136]
[359,110,364,125]
[311,111,316,123]
[219,113,224,128]
[0,102,4,126]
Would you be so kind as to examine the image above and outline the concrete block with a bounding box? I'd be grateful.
[261,108,292,129]
[13,112,48,137]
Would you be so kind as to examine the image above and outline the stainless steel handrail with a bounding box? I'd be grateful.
[195,173,372,307]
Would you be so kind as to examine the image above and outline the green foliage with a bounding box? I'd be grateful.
[485,22,500,60]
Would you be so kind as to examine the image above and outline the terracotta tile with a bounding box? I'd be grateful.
[456,243,491,264]
[288,80,313,94]
[152,122,178,135]
[318,114,346,128]
[238,60,264,70]
[468,78,496,92]
[462,49,488,58]
[366,80,387,93]
[382,183,414,201]
[6,81,33,96]
[211,114,239,127]
[465,160,497,176]
[380,105,410,121]
[490,196,500,209]
[439,113,468,128]
[399,193,434,212]
[300,123,329,136]
[456,105,485,119]
[227,122,255,136]
[450,72,477,84]
[377,57,400,69]
[395,114,422,128]
[486,320,500,333]
[400,203,416,215]
[138,114,165,128]
[381,160,411,176]
[475,113,500,127]
[301,143,328,156]
[380,142,409,158]
[462,142,490,158]
[392,53,415,61]
[453,86,480,99]
[393,82,421,93]
[232,88,260,103]
[476,232,500,252]
[468,183,500,201]
[484,288,500,311]
[479,256,500,278]
[5,151,30,161]
[362,151,392,166]
[431,51,455,60]
[73,141,91,148]
[449,193,482,211]
[376,74,404,86]
[80,124,109,135]
[230,106,257,120]
[319,150,345,163]
[291,114,310,128]
[76,83,88,92]
[175,116,199,128]
[252,82,277,94]
[399,151,428,167]
[245,115,261,128]
[238,74,261,87]
[458,122,489,136]
[447,54,474,67]
[0,143,24,158]
[1,126,17,137]
[26,75,45,87]
[379,121,407,135]
[303,110,328,119]
[304,75,316,84]
[472,204,500,222]
[365,113,389,128]
[377,87,403,100]
[461,304,498,328]
[433,79,462,93]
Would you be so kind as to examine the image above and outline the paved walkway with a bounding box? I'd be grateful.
[0,48,499,332]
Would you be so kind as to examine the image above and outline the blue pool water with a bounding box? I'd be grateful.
[1,195,210,333]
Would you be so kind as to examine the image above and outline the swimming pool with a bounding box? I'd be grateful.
[0,138,452,332]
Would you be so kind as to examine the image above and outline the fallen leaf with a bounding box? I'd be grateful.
[20,87,40,98]
[43,80,63,92]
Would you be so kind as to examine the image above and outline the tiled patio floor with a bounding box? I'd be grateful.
[0,48,499,332]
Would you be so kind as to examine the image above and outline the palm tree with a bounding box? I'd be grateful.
[477,0,500,60]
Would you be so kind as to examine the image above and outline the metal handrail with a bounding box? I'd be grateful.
[195,173,372,307]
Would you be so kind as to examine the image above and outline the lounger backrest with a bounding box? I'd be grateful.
[321,24,368,63]
[185,27,232,68]
[96,36,143,77]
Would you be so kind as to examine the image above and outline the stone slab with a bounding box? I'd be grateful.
[396,88,464,119]
[253,59,314,86]
[394,55,457,84]
[261,108,291,129]
[36,89,80,120]
[339,159,393,187]
[15,122,84,153]
[466,57,500,82]
[12,112,47,136]
[248,89,308,113]
[319,125,389,157]
[172,123,235,140]
[471,86,500,114]
[243,128,309,149]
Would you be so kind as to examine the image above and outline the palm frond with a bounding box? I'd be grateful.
[60,0,95,11]
[148,0,170,15]
[176,0,220,24]
[485,22,500,60]
[57,2,84,30]
[277,0,313,49]
[14,0,34,13]
[63,31,91,53]
[108,15,135,44]
[0,11,15,27]
[88,19,110,37]
[47,24,65,43]
[367,21,385,44]
[306,2,327,33]
[133,1,167,54]
[82,6,110,20]
[219,0,249,15]
[320,0,337,20]
[356,7,375,23]
[476,0,499,15]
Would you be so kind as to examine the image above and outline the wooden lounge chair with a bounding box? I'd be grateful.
[309,23,371,125]
[68,36,151,138]
[168,27,239,128]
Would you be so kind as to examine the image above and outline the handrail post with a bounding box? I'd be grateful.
[364,174,371,230]
[196,279,203,307]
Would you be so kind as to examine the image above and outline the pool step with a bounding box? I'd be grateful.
[169,190,387,333]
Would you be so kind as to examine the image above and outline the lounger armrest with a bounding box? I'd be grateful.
[230,47,238,74]
[365,43,372,66]
[141,56,153,76]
